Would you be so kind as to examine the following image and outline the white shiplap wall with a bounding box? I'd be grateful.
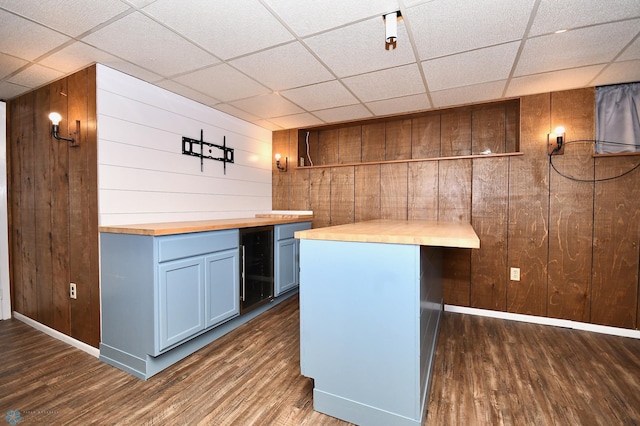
[96,65,272,226]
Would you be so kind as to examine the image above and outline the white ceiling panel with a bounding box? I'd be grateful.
[269,112,324,129]
[366,93,431,116]
[230,42,334,91]
[506,65,605,98]
[0,52,27,79]
[0,1,638,130]
[143,0,294,60]
[422,42,520,91]
[530,0,640,36]
[229,93,304,118]
[515,20,640,77]
[430,80,507,109]
[591,60,640,87]
[281,80,358,111]
[0,0,130,37]
[312,104,373,123]
[174,64,270,102]
[263,0,400,37]
[0,9,70,61]
[7,64,64,88]
[82,12,219,77]
[342,63,425,102]
[304,16,416,77]
[408,0,536,60]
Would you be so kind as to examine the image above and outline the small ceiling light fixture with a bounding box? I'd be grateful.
[49,112,78,146]
[383,11,402,50]
[275,153,288,172]
[548,126,565,155]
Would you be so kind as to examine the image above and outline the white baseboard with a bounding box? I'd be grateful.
[13,312,100,358]
[444,305,640,340]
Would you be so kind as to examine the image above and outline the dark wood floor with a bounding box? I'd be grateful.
[1,296,639,425]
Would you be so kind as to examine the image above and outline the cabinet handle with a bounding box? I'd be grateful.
[241,245,246,301]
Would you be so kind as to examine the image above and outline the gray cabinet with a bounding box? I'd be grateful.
[205,249,240,328]
[274,222,312,296]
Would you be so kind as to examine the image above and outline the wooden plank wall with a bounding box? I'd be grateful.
[7,66,100,347]
[273,90,640,330]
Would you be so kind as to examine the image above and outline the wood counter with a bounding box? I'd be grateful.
[295,219,480,248]
[99,215,313,236]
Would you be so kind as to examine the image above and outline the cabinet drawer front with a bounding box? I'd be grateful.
[158,229,239,262]
[275,222,312,240]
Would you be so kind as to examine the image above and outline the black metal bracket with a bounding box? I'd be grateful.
[182,130,234,174]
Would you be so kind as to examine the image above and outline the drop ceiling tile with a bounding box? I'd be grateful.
[230,42,334,91]
[304,16,417,77]
[591,60,640,87]
[422,42,519,91]
[342,63,425,103]
[0,10,71,61]
[366,93,431,116]
[618,36,640,61]
[408,0,535,60]
[212,103,261,123]
[0,52,28,79]
[263,0,399,37]
[251,119,284,131]
[229,93,304,118]
[280,80,358,111]
[7,64,64,88]
[39,41,119,73]
[174,64,270,102]
[516,20,640,76]
[0,0,130,37]
[530,0,640,36]
[82,12,218,77]
[506,65,604,97]
[312,104,373,123]
[269,112,324,129]
[143,0,294,60]
[430,80,506,108]
[0,80,30,100]
[156,80,222,106]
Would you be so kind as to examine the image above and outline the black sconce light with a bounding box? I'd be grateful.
[548,126,565,155]
[49,112,78,146]
[275,153,288,172]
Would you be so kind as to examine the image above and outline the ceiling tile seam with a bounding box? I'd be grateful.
[399,0,434,108]
[501,0,542,98]
[586,30,640,88]
[526,16,640,41]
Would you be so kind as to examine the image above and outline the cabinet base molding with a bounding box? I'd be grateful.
[444,305,640,340]
[100,290,297,380]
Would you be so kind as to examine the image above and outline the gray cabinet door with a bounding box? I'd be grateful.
[205,248,240,328]
[158,257,206,351]
[275,238,297,296]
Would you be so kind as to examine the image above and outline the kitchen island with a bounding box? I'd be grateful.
[295,220,479,426]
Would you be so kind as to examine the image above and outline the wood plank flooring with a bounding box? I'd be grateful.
[1,296,639,425]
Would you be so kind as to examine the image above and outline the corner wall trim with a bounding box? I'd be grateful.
[444,305,640,340]
[13,312,100,358]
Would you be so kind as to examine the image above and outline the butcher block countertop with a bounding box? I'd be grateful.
[99,214,313,236]
[295,219,480,248]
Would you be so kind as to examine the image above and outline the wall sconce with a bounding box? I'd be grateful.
[49,112,79,147]
[383,11,402,50]
[275,153,288,172]
[548,126,565,155]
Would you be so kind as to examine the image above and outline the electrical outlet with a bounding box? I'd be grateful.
[70,282,77,299]
[510,267,520,281]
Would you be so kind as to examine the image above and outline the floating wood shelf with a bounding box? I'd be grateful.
[293,152,524,169]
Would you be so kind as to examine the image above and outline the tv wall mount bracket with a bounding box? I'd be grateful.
[182,129,234,174]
